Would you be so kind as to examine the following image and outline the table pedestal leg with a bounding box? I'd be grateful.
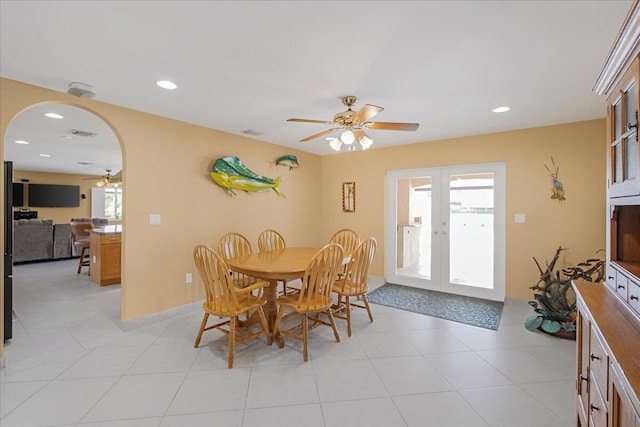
[264,279,284,348]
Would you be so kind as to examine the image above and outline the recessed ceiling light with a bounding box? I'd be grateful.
[492,106,510,113]
[44,112,64,119]
[156,80,177,90]
[39,154,51,157]
[61,135,75,140]
[15,140,29,145]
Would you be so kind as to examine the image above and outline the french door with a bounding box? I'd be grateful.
[386,162,505,301]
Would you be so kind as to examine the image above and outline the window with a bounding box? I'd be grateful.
[91,187,123,220]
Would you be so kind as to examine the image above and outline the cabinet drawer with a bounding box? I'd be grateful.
[100,234,121,244]
[590,327,609,400]
[589,373,608,427]
[606,264,617,291]
[615,274,628,300]
[628,279,640,316]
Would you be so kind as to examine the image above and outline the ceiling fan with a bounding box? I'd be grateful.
[287,96,419,150]
[82,169,122,187]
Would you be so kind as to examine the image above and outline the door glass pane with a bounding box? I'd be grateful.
[626,137,638,180]
[626,82,636,131]
[615,142,623,183]
[449,173,494,288]
[396,176,431,279]
[614,100,622,139]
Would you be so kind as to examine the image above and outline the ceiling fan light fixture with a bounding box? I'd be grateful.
[359,135,373,150]
[327,137,342,151]
[341,130,355,145]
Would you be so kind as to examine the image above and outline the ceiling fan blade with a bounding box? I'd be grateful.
[300,127,342,142]
[353,129,369,140]
[287,118,335,125]
[354,104,383,123]
[365,121,419,131]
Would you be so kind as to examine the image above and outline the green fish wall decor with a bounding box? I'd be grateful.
[210,156,285,197]
[275,154,299,170]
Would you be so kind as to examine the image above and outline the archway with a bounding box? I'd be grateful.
[3,103,123,340]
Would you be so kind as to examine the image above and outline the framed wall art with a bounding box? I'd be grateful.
[342,182,355,213]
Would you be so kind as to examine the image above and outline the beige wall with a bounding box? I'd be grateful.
[11,170,96,224]
[0,79,324,334]
[319,119,606,301]
[0,77,607,358]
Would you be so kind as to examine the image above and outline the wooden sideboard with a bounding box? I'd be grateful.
[579,1,640,425]
[574,280,640,427]
[90,225,121,286]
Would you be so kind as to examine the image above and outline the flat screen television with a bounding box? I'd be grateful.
[12,182,24,207]
[28,184,80,207]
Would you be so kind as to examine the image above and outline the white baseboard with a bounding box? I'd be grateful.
[118,301,201,331]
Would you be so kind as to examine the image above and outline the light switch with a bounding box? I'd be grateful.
[149,214,161,225]
[514,213,526,223]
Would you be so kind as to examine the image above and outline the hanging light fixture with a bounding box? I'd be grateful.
[327,129,373,152]
[340,130,355,145]
[359,135,373,150]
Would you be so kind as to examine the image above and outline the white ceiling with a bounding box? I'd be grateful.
[0,1,633,175]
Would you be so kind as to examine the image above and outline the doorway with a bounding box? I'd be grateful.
[3,103,123,341]
[386,162,505,301]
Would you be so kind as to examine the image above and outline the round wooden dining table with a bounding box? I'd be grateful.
[226,247,320,347]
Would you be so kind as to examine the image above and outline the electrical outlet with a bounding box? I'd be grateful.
[186,272,192,284]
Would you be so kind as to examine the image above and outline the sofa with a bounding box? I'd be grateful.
[12,218,109,263]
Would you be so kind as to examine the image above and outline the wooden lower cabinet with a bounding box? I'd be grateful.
[577,308,590,426]
[574,281,640,427]
[610,366,640,427]
[90,230,121,286]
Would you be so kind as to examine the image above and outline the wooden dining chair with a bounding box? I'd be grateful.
[257,229,286,252]
[330,228,360,278]
[218,232,259,288]
[193,245,272,368]
[257,229,297,295]
[330,237,377,337]
[272,243,344,361]
[70,221,93,274]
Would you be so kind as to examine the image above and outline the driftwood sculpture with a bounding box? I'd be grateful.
[526,247,604,339]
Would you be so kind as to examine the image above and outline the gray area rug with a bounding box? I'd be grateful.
[367,283,504,330]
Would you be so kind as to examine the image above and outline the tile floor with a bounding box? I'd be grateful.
[1,259,577,427]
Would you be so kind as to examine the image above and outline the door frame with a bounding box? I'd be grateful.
[386,162,506,301]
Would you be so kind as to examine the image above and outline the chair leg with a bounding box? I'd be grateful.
[257,307,272,345]
[228,316,237,369]
[327,310,341,343]
[302,313,309,362]
[363,294,374,322]
[346,297,352,337]
[194,313,209,348]
[77,247,87,274]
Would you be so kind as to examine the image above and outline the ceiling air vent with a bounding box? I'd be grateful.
[67,129,97,137]
[241,129,263,136]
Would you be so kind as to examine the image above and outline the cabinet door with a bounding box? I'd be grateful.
[608,59,640,198]
[577,308,590,426]
[609,364,640,427]
[102,243,121,279]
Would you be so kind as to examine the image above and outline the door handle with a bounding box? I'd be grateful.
[590,353,600,361]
